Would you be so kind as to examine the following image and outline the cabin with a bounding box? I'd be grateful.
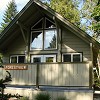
[0,0,100,100]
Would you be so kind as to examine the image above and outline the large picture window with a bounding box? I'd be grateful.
[62,53,82,62]
[30,17,57,50]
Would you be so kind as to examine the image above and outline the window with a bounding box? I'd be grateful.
[31,31,43,49]
[31,55,56,63]
[63,53,82,62]
[44,30,57,49]
[63,54,71,62]
[10,55,25,63]
[30,17,57,50]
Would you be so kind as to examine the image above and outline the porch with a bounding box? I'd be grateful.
[1,62,92,88]
[0,62,93,100]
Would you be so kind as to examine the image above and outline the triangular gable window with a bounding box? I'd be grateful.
[45,18,56,28]
[31,18,43,30]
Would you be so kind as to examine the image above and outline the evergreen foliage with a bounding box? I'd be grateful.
[35,93,51,100]
[0,0,18,32]
[50,0,80,26]
[91,4,100,40]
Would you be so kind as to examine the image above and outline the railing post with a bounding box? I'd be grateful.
[36,64,39,89]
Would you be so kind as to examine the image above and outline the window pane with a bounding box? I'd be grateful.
[46,57,53,62]
[18,56,25,63]
[44,30,57,49]
[63,54,71,62]
[11,56,17,63]
[46,19,56,28]
[33,57,41,63]
[31,19,43,30]
[73,54,80,62]
[31,32,42,49]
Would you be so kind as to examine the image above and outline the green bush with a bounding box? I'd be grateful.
[19,97,29,100]
[55,96,66,100]
[35,93,51,100]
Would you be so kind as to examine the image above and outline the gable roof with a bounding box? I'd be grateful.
[0,0,100,51]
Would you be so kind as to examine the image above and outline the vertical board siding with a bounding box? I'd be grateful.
[6,64,37,85]
[39,63,89,86]
[62,29,91,61]
[2,63,89,86]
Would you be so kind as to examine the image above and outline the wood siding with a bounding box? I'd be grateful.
[2,63,89,87]
[62,29,91,62]
[3,35,26,63]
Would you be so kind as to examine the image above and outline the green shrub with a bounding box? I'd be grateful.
[56,96,66,100]
[19,97,29,100]
[35,93,51,100]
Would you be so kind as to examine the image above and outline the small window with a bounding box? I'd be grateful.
[73,54,81,62]
[63,53,82,62]
[33,57,41,63]
[10,55,25,63]
[31,55,56,63]
[18,56,25,63]
[63,54,71,62]
[10,56,17,63]
[46,57,54,62]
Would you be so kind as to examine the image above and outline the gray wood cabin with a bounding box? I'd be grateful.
[0,0,100,100]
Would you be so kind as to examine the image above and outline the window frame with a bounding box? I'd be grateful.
[62,53,82,62]
[10,55,25,63]
[31,54,56,63]
[30,30,43,50]
[30,17,57,50]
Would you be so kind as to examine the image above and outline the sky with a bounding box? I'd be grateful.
[0,0,29,24]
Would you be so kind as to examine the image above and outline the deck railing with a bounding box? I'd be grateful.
[0,62,90,88]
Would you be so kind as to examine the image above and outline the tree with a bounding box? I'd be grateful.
[91,3,100,41]
[80,0,100,39]
[49,0,80,26]
[79,0,97,33]
[0,0,18,32]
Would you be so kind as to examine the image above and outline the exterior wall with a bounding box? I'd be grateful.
[2,63,89,87]
[2,27,91,63]
[62,28,91,62]
[5,88,93,100]
[3,35,26,63]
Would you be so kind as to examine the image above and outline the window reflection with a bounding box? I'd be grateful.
[73,54,80,62]
[33,57,41,63]
[11,56,17,63]
[44,30,57,49]
[46,57,53,62]
[31,31,42,49]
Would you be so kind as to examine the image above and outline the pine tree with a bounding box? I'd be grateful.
[91,3,100,41]
[0,0,18,32]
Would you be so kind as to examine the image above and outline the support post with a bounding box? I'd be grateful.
[36,64,39,89]
[53,16,62,62]
[89,43,93,89]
